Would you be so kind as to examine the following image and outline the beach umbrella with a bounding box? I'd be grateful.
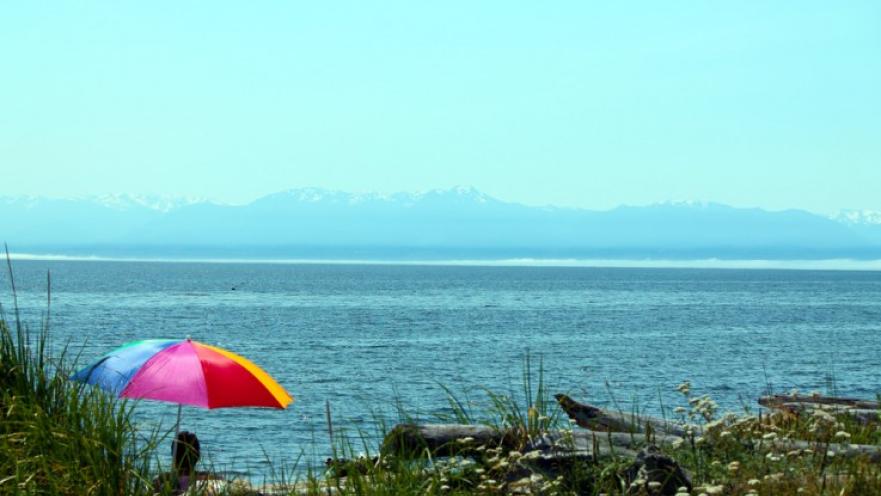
[71,338,293,433]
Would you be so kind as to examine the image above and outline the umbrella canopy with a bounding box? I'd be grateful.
[72,338,292,409]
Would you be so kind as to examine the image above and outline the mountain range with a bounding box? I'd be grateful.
[3,187,881,260]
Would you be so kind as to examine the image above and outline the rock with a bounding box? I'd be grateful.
[623,446,692,496]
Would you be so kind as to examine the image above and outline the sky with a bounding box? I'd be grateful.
[1,1,879,215]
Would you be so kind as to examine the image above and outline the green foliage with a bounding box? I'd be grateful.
[0,268,157,495]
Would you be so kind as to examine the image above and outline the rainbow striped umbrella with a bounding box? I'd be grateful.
[72,338,292,430]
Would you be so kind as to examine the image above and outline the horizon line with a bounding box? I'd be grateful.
[8,252,881,272]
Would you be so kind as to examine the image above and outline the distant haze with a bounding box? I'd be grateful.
[2,3,880,214]
[4,188,881,262]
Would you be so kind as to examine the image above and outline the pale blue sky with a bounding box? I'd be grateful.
[2,2,879,214]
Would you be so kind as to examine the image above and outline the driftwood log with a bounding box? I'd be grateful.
[555,393,692,437]
[759,394,880,425]
[381,423,683,460]
[382,424,510,458]
[766,438,881,463]
[759,394,879,410]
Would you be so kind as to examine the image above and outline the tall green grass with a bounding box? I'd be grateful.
[0,262,158,495]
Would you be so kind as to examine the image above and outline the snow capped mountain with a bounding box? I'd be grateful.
[413,186,497,204]
[834,209,881,226]
[832,210,881,245]
[1,194,210,212]
[264,188,351,204]
[89,194,209,212]
[0,195,42,208]
[3,188,881,259]
[650,200,717,209]
[254,186,501,207]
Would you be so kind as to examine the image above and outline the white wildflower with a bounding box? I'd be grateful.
[523,450,542,460]
[813,410,836,423]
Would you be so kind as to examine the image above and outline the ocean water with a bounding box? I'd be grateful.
[3,260,881,479]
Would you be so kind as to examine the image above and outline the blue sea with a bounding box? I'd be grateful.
[4,260,881,480]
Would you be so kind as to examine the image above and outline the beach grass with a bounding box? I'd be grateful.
[0,261,161,495]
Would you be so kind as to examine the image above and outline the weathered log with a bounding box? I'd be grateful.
[525,431,683,464]
[381,423,683,459]
[767,403,879,425]
[768,439,881,463]
[555,394,691,437]
[759,394,880,425]
[381,424,508,457]
[759,394,879,410]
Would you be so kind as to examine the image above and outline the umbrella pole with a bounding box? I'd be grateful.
[175,404,182,437]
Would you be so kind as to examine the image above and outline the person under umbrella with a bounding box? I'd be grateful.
[72,337,293,486]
